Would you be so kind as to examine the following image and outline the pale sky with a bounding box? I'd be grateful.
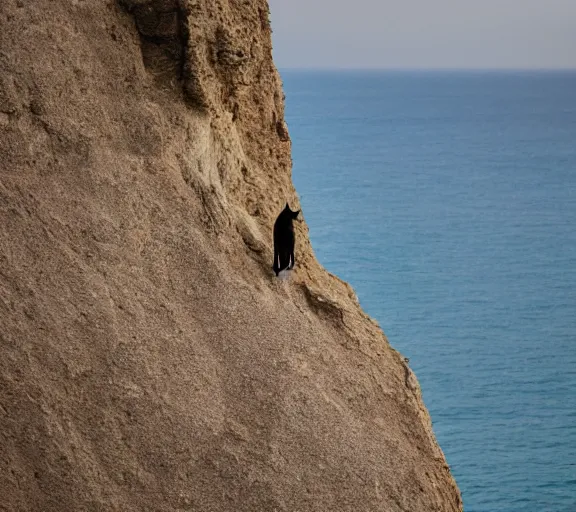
[268,0,576,69]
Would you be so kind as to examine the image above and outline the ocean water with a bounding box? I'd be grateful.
[282,70,576,511]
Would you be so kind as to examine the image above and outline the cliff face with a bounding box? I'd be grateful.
[0,1,462,511]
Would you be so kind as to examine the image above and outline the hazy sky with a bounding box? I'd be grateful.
[268,0,576,69]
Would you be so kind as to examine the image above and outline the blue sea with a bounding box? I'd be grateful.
[282,70,576,511]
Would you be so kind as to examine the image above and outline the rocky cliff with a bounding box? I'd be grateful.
[0,1,462,510]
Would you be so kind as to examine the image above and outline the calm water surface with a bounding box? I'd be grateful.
[282,70,576,511]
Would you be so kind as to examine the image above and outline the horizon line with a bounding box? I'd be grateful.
[277,66,576,72]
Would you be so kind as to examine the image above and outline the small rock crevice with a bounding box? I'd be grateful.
[120,0,199,105]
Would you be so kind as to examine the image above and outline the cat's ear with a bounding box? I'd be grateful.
[292,209,300,219]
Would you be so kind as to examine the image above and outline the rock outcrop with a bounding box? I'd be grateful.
[0,1,462,510]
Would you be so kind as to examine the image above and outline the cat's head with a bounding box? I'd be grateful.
[284,203,300,219]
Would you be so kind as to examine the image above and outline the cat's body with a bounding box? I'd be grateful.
[273,204,300,277]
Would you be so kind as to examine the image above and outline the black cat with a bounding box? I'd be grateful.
[273,203,300,277]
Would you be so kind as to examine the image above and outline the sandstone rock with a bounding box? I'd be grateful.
[0,1,462,510]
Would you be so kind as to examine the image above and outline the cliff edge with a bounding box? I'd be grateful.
[0,1,462,510]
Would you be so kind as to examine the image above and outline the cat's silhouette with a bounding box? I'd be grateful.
[273,203,300,277]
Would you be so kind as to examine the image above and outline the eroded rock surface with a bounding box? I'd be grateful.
[0,1,462,510]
